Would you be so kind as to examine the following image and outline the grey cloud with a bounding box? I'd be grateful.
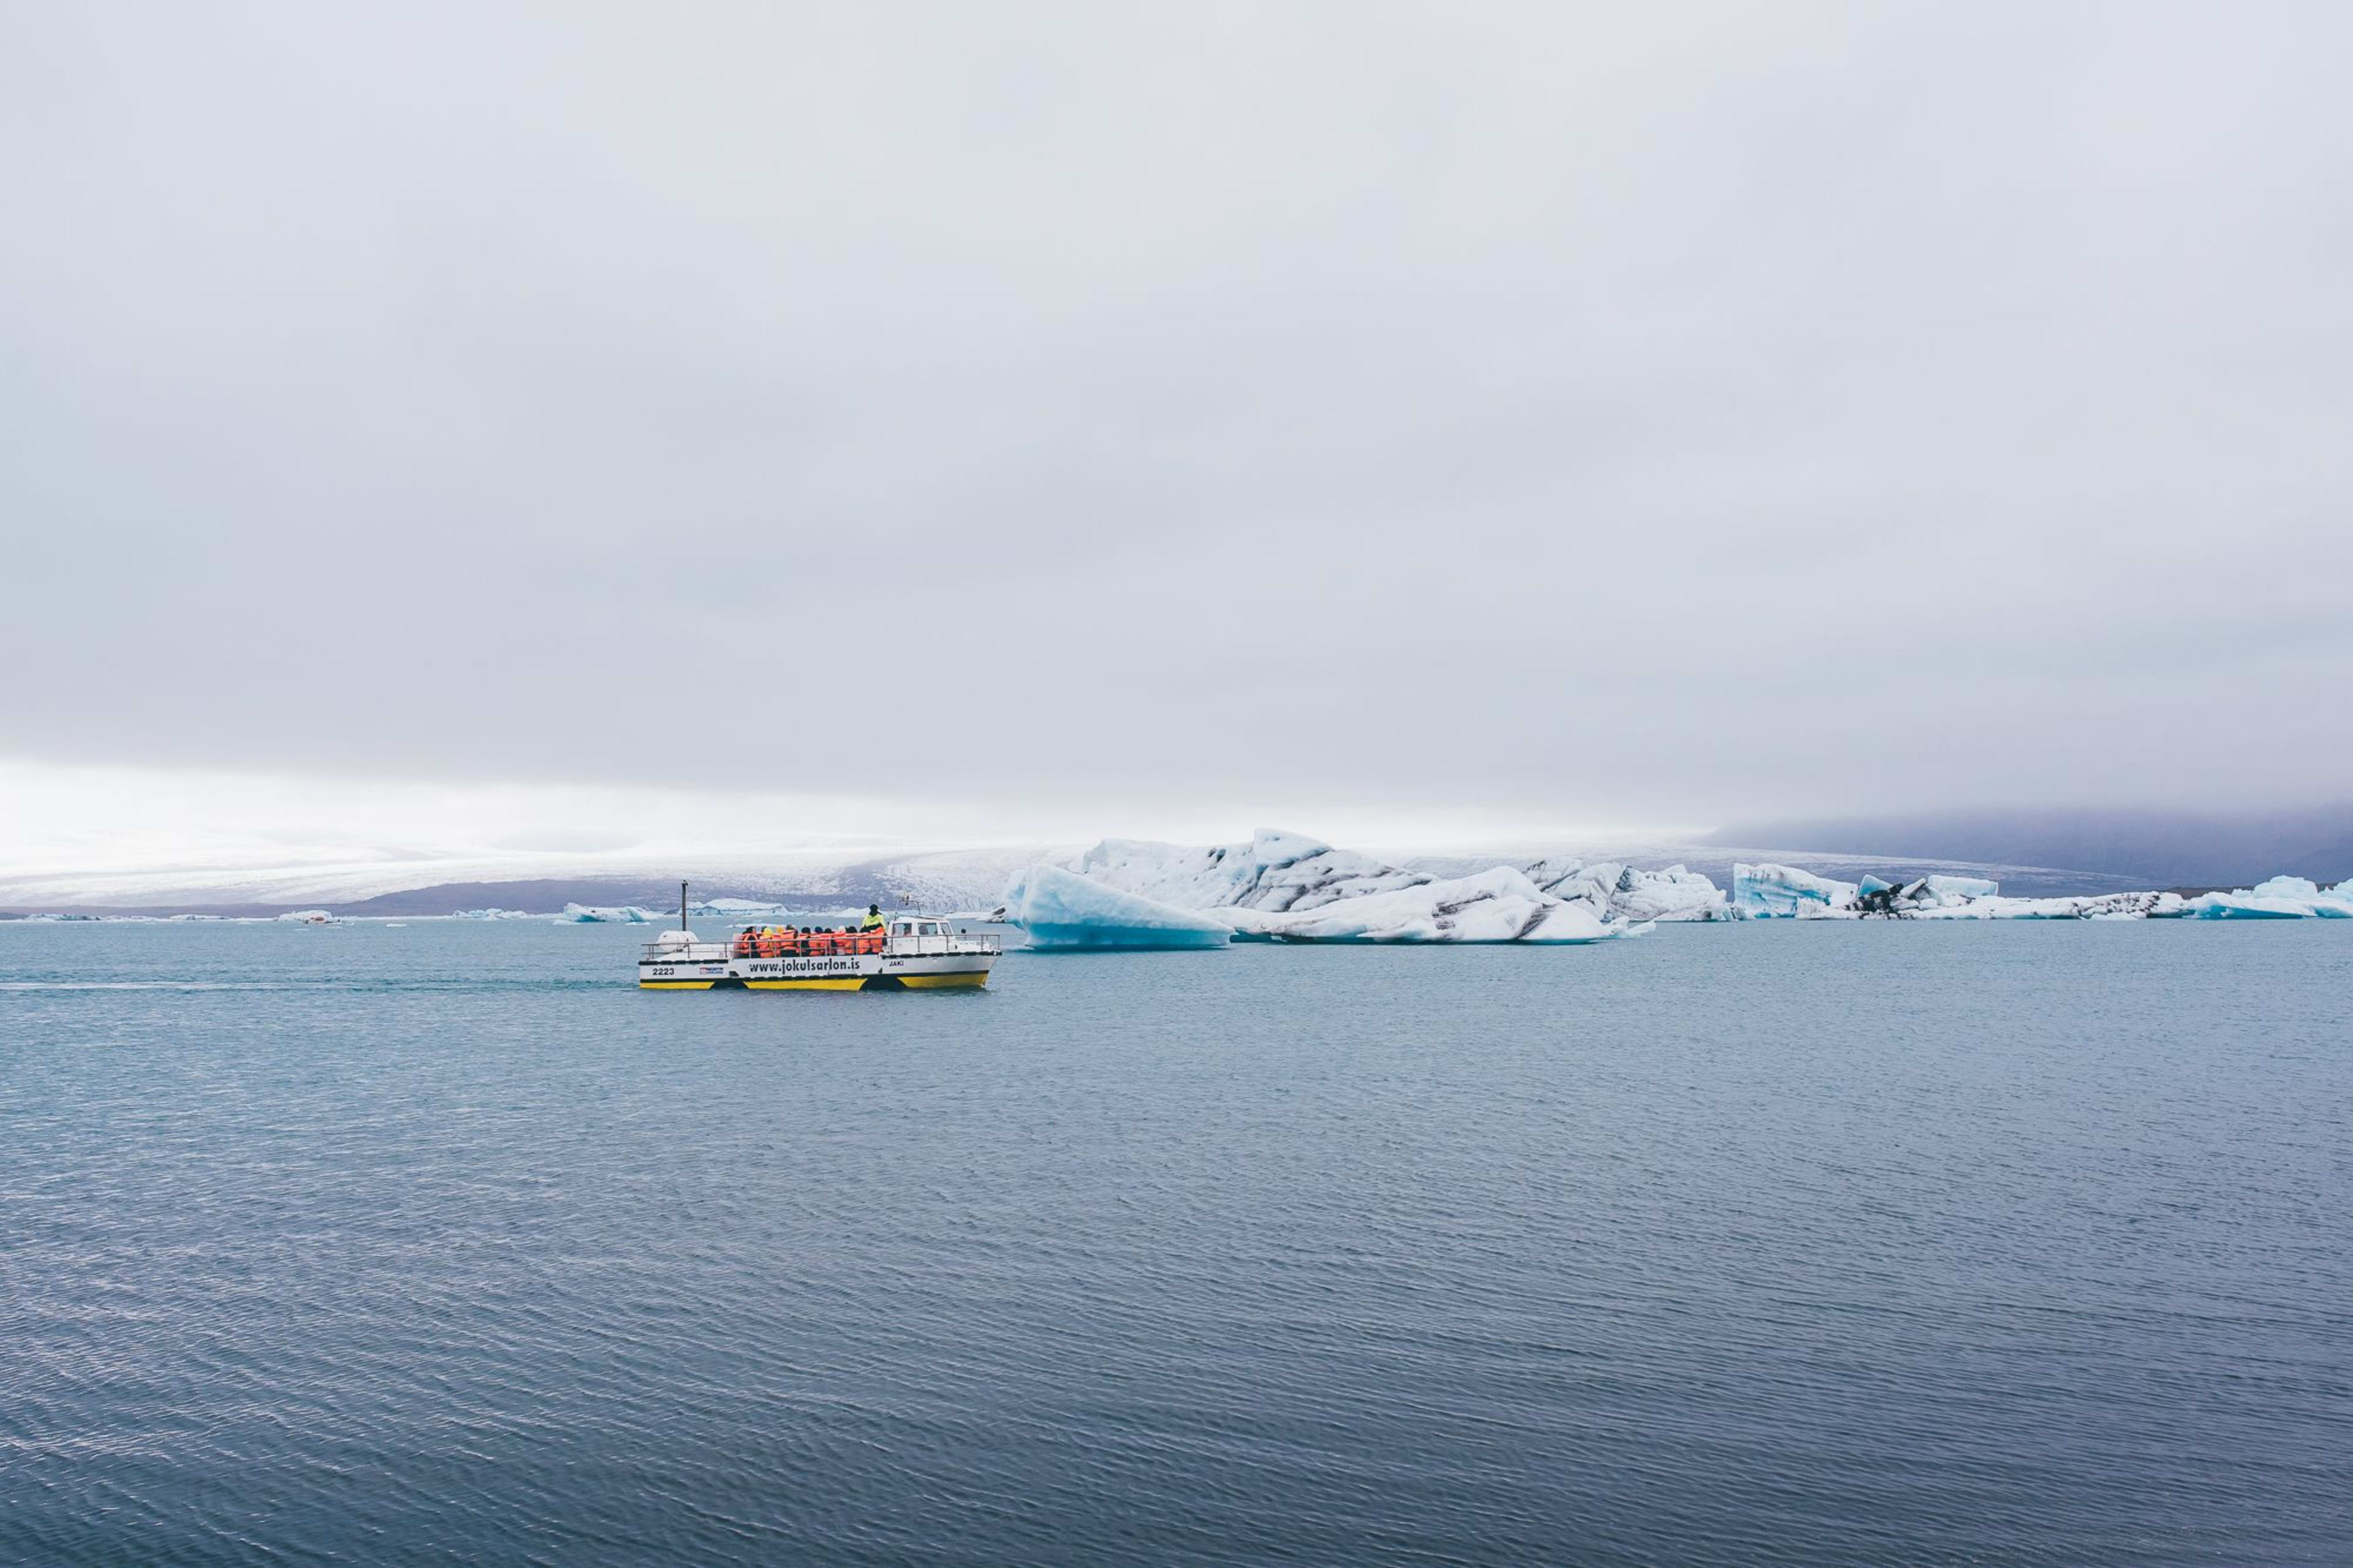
[4,1,2349,824]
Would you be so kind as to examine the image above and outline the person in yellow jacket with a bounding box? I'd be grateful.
[860,904,885,932]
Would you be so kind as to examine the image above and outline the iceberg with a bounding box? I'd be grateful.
[1521,859,1726,922]
[1726,860,2353,920]
[1057,828,1711,930]
[1730,863,1861,918]
[1224,867,1635,944]
[2183,876,2353,919]
[1032,831,2352,931]
[1012,832,1653,945]
[1002,863,1230,951]
[1896,873,2348,920]
[1062,830,1431,913]
[1922,874,2001,901]
[1853,873,2006,915]
[559,903,658,923]
[689,897,813,918]
[1909,889,2187,920]
[452,907,538,920]
[1734,863,2202,920]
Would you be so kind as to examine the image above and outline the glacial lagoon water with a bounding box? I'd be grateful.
[2,918,2347,1566]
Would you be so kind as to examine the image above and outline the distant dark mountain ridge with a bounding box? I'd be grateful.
[0,875,914,920]
[1705,805,2353,888]
[330,874,907,917]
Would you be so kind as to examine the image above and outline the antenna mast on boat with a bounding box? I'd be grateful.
[680,881,689,932]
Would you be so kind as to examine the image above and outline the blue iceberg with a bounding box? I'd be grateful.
[1730,863,1860,918]
[560,903,658,923]
[1003,863,1231,951]
[2183,876,2353,919]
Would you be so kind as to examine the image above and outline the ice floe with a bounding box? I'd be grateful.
[1002,864,1231,950]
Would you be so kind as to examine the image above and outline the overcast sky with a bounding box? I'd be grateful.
[5,0,2349,868]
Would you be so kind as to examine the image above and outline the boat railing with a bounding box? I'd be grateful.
[640,940,732,963]
[885,932,1001,958]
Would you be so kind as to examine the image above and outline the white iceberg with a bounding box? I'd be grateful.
[1920,874,2000,901]
[1061,829,1431,913]
[1225,866,1635,944]
[275,909,337,925]
[1727,859,2353,920]
[452,907,538,920]
[1002,863,1230,951]
[1521,859,1727,922]
[1896,872,2349,920]
[2183,876,2353,919]
[1853,873,2004,915]
[1015,831,1654,945]
[1735,864,2202,920]
[1910,889,2188,920]
[690,897,809,917]
[1730,863,1861,918]
[559,903,658,923]
[1060,828,1708,929]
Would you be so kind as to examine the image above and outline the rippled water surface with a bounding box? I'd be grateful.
[3,919,2348,1566]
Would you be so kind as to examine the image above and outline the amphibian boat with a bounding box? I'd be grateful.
[636,887,998,991]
